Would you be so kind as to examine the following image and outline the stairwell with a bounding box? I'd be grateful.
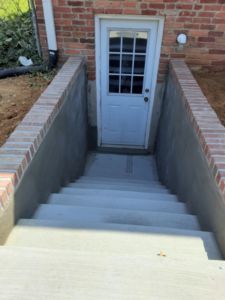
[1,152,225,299]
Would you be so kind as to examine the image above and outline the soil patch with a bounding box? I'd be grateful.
[192,70,225,126]
[0,72,54,147]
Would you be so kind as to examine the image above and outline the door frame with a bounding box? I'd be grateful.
[95,14,164,149]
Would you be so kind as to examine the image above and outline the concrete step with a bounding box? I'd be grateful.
[6,219,220,259]
[48,193,188,214]
[10,218,221,259]
[85,159,157,169]
[78,176,159,185]
[0,247,225,299]
[33,204,201,231]
[76,177,163,188]
[68,182,169,193]
[6,220,208,260]
[84,172,158,181]
[60,187,174,200]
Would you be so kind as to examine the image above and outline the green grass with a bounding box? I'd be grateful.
[0,0,29,18]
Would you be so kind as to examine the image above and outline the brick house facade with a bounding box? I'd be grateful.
[34,0,225,149]
[35,0,225,79]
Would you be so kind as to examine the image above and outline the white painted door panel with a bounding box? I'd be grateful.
[100,19,158,147]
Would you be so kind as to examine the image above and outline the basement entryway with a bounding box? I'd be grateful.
[95,16,164,149]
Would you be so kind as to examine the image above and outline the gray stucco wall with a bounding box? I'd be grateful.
[148,82,165,151]
[156,64,225,257]
[0,61,87,243]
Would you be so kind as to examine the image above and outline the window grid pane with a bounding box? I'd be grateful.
[108,31,147,95]
[121,76,131,93]
[121,54,133,74]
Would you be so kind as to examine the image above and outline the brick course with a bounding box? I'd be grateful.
[171,60,225,202]
[35,0,225,82]
[0,57,85,211]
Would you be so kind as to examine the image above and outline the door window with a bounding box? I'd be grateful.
[108,31,148,95]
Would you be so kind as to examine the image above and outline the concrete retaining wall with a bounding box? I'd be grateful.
[156,60,225,257]
[0,57,88,243]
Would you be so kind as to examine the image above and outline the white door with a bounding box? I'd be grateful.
[99,19,159,148]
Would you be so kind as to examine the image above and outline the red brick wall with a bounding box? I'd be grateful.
[35,0,225,82]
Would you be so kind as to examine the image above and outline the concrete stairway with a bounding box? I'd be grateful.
[2,153,225,299]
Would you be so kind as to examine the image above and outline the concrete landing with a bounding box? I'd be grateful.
[84,153,158,180]
[0,247,225,300]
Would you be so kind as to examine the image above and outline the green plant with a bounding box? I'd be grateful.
[0,0,29,18]
[28,69,57,87]
[0,0,41,68]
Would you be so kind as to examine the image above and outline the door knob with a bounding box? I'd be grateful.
[144,97,149,102]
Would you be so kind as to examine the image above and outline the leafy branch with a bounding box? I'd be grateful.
[0,1,41,68]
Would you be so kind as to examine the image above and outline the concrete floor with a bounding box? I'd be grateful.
[84,152,158,181]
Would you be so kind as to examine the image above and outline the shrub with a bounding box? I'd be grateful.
[0,0,29,18]
[0,0,40,68]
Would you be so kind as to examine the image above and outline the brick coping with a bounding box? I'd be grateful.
[0,57,85,213]
[171,60,225,201]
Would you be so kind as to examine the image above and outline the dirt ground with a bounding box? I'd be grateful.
[0,72,54,147]
[192,70,225,126]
